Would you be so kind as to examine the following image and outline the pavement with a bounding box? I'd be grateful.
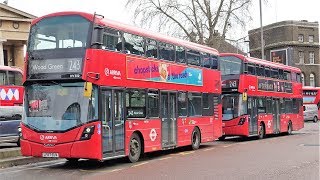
[0,143,55,168]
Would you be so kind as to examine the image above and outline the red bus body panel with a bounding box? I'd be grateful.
[21,122,102,160]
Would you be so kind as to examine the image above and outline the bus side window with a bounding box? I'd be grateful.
[211,55,218,70]
[247,64,255,75]
[122,33,145,56]
[8,71,22,86]
[145,39,158,59]
[102,28,121,51]
[186,50,201,66]
[159,42,175,61]
[202,53,211,68]
[265,68,271,77]
[176,46,186,64]
[291,72,297,82]
[178,92,187,116]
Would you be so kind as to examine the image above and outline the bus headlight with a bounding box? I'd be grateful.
[80,125,95,140]
[238,118,246,125]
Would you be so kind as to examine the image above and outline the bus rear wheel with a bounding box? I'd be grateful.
[218,136,226,141]
[191,128,201,150]
[287,122,293,135]
[258,123,265,139]
[128,133,142,163]
[313,116,318,123]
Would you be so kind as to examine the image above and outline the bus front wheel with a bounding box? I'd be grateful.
[128,133,142,163]
[258,123,265,139]
[191,128,201,150]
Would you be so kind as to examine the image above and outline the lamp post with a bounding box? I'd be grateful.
[259,0,264,59]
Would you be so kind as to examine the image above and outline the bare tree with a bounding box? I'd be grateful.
[126,0,252,47]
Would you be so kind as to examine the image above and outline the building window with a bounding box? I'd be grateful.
[298,51,304,64]
[298,34,304,42]
[309,52,315,64]
[301,73,305,86]
[310,73,315,87]
[308,35,314,43]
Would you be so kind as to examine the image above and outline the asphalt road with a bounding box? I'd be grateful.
[0,122,319,180]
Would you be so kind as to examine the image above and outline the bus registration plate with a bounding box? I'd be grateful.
[42,153,59,158]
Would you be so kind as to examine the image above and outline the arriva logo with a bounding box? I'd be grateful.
[40,135,57,140]
[105,68,121,77]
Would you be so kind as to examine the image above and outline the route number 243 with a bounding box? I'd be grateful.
[68,60,81,71]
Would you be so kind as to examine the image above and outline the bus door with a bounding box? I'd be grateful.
[248,97,258,135]
[101,89,125,157]
[161,92,177,148]
[272,98,280,133]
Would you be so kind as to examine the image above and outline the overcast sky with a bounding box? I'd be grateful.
[5,0,320,41]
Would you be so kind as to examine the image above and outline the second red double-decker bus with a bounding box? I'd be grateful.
[21,11,222,162]
[302,86,320,122]
[0,65,23,119]
[219,53,304,140]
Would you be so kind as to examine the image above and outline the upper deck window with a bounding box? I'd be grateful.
[0,70,22,86]
[220,56,242,75]
[29,15,90,51]
[0,70,6,85]
[123,33,144,56]
[8,71,22,86]
[102,28,122,51]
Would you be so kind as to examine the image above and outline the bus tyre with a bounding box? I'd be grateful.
[313,116,318,123]
[66,158,79,164]
[218,136,226,141]
[128,133,141,163]
[258,123,265,139]
[287,122,293,135]
[191,128,201,150]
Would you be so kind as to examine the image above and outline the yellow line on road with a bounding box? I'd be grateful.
[179,151,195,155]
[159,157,172,161]
[223,145,232,148]
[203,147,215,151]
[132,162,149,167]
[239,142,248,145]
[110,168,123,172]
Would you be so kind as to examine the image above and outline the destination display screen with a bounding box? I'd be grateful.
[303,90,317,96]
[28,58,83,79]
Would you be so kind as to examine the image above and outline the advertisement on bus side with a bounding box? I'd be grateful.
[126,57,203,86]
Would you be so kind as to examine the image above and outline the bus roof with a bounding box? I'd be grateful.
[32,11,219,56]
[0,65,23,73]
[220,53,301,73]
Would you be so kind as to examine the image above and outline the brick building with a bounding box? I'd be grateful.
[248,20,320,86]
[0,3,36,68]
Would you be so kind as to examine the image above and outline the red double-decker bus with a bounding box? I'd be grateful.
[0,65,23,119]
[302,86,320,122]
[219,53,304,140]
[21,12,222,162]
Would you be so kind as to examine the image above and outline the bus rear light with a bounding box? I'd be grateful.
[80,125,95,140]
[238,118,246,125]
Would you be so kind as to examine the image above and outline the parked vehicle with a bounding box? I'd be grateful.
[303,104,318,123]
[0,117,21,146]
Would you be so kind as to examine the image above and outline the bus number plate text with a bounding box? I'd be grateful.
[42,153,59,158]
